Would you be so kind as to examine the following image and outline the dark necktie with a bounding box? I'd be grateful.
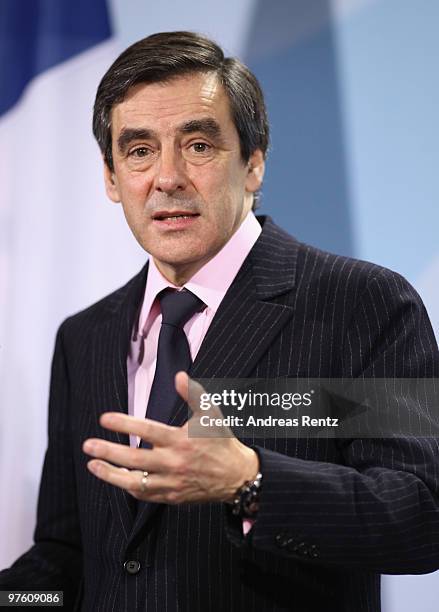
[144,288,204,427]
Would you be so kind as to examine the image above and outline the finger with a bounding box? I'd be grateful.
[99,412,177,446]
[87,459,159,495]
[176,374,233,439]
[175,371,190,403]
[87,460,182,503]
[87,459,146,491]
[175,372,223,417]
[82,438,170,473]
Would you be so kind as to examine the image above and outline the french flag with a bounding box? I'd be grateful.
[0,0,143,568]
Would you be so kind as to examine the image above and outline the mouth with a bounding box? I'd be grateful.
[152,210,200,221]
[151,210,200,231]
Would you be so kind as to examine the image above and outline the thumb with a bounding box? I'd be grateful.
[175,372,233,438]
[175,371,210,415]
[175,372,226,421]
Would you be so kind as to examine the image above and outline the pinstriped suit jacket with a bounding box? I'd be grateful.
[1,216,439,611]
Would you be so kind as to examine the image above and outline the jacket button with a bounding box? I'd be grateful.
[296,542,308,555]
[124,560,141,575]
[309,545,319,558]
[275,532,289,548]
[286,538,297,552]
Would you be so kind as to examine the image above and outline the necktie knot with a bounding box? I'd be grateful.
[158,289,204,329]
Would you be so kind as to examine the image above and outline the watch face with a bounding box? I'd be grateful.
[249,498,260,510]
[231,473,262,517]
[241,475,262,518]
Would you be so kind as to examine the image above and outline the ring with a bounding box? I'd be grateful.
[140,471,149,492]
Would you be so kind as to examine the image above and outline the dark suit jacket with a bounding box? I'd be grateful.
[1,217,439,611]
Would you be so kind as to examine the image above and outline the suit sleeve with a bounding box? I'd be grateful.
[0,323,82,609]
[227,269,439,574]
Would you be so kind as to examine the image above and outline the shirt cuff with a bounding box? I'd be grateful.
[242,518,255,535]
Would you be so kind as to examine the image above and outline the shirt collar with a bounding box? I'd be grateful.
[137,211,262,334]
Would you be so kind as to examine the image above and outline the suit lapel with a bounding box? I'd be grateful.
[173,216,299,423]
[127,217,299,545]
[90,263,148,541]
[170,266,294,426]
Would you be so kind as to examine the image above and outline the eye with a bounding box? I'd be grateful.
[129,146,151,158]
[190,142,211,153]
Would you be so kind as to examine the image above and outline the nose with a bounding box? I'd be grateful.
[154,147,188,195]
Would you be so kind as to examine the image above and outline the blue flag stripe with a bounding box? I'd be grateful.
[0,0,112,116]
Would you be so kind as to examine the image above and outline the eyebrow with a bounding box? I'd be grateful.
[116,118,224,154]
[117,128,154,154]
[178,118,222,141]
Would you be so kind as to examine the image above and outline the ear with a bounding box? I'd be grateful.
[103,159,121,203]
[245,149,265,194]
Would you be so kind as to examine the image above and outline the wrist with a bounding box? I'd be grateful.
[223,443,262,518]
[230,471,263,519]
[224,443,259,503]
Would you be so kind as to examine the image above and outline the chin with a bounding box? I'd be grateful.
[148,240,212,264]
[158,251,207,267]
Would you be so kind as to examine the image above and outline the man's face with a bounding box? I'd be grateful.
[104,72,264,283]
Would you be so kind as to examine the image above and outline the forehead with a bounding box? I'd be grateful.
[110,72,234,134]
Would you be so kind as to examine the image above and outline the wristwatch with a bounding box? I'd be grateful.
[231,472,263,518]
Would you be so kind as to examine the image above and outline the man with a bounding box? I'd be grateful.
[1,31,439,612]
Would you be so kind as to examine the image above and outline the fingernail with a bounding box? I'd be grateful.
[88,461,100,475]
[83,440,96,454]
[101,413,115,423]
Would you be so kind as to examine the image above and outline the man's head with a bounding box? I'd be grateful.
[92,31,269,284]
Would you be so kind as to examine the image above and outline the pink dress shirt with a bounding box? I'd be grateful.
[127,211,261,443]
[126,211,261,535]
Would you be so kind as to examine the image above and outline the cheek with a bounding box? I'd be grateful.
[115,169,151,201]
[199,173,239,210]
[213,176,247,219]
[117,178,151,232]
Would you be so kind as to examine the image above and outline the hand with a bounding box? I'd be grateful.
[82,372,259,504]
